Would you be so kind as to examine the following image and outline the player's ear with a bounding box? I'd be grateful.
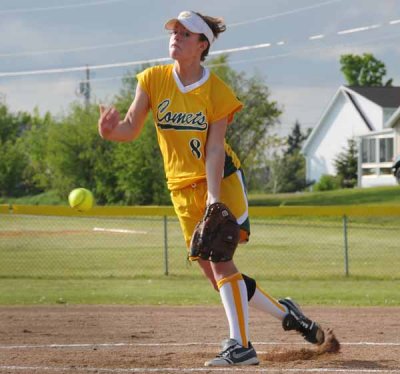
[199,40,208,52]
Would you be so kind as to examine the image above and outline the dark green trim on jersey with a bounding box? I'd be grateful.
[223,151,239,177]
[157,123,207,131]
[239,169,249,196]
[238,169,250,235]
[240,216,250,234]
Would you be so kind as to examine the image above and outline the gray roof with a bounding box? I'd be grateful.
[346,86,400,108]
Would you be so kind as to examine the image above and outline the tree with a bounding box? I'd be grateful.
[210,55,282,174]
[286,121,310,155]
[334,138,358,188]
[0,101,32,196]
[43,103,106,198]
[20,108,55,194]
[255,135,285,193]
[112,119,170,205]
[339,53,393,87]
[0,139,29,196]
[269,121,310,193]
[0,101,30,143]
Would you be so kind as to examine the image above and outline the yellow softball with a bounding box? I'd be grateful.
[68,188,94,212]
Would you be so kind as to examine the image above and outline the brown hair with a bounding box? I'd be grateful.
[195,12,226,61]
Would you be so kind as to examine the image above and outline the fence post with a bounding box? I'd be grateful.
[163,216,169,276]
[343,215,349,276]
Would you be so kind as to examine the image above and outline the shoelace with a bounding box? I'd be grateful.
[218,344,239,358]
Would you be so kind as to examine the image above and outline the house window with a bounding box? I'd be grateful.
[361,138,376,163]
[379,167,393,175]
[361,135,395,177]
[362,167,378,176]
[379,138,394,162]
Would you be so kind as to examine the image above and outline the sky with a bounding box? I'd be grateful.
[0,0,399,135]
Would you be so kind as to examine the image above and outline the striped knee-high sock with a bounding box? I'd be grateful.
[242,274,287,320]
[217,272,249,348]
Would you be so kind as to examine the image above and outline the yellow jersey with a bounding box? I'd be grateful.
[137,64,243,191]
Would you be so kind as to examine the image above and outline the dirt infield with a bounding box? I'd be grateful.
[0,305,399,373]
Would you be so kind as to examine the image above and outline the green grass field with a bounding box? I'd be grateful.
[1,209,399,306]
[2,185,400,206]
[248,185,400,206]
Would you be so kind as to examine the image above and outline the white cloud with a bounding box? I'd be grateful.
[306,39,400,62]
[270,85,338,135]
[0,77,80,115]
[0,19,47,51]
[321,0,400,34]
[287,28,400,66]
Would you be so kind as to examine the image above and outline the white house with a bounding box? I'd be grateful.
[302,85,400,188]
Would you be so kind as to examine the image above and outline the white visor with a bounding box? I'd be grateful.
[165,10,215,45]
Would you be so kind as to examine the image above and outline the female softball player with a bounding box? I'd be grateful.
[98,10,324,366]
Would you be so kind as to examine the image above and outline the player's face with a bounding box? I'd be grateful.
[169,23,207,62]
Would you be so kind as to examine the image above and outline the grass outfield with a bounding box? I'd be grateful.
[1,185,400,206]
[248,185,400,206]
[0,212,399,306]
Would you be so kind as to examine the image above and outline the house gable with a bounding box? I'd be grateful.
[386,106,400,129]
[302,86,372,155]
[344,86,398,130]
[343,90,374,131]
[302,88,372,183]
[346,86,400,108]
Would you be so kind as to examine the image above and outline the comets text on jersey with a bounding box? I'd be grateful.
[156,99,208,131]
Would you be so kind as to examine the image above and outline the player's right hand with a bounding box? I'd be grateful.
[98,105,120,139]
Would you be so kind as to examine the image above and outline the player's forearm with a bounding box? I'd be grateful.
[206,145,225,205]
[113,85,149,142]
[104,119,137,142]
[102,84,149,142]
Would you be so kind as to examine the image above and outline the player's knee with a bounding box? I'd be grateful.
[205,274,219,291]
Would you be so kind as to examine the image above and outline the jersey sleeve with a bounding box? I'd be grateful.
[209,76,243,125]
[136,67,152,100]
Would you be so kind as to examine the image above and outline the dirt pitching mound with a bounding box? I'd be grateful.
[263,328,341,362]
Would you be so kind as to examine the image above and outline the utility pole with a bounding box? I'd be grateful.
[78,65,91,109]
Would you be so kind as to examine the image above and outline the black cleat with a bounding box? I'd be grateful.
[279,298,325,345]
[204,339,259,366]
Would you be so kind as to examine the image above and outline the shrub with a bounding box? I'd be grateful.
[314,174,342,191]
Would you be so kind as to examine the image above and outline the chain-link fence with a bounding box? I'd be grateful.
[0,205,399,280]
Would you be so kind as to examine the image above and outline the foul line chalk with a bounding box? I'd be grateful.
[1,341,399,349]
[93,227,148,234]
[1,365,400,373]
